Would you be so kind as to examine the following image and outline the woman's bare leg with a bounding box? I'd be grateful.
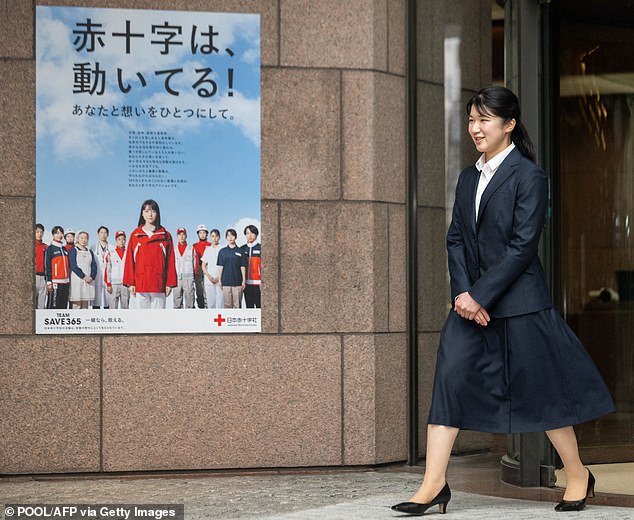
[409,424,460,503]
[546,426,589,500]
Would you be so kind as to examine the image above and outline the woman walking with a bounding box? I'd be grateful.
[392,87,614,515]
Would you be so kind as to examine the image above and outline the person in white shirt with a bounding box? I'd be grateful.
[201,228,224,309]
[91,225,116,309]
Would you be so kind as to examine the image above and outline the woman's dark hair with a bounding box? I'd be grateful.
[226,228,237,239]
[466,87,536,162]
[138,199,161,227]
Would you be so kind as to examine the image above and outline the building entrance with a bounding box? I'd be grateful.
[556,0,634,463]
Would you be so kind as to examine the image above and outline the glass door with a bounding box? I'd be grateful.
[557,0,634,463]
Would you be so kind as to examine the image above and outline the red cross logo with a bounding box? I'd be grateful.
[213,313,226,326]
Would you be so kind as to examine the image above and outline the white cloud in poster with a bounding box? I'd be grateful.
[36,7,260,160]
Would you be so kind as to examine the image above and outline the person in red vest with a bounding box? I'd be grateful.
[35,223,48,309]
[105,231,130,309]
[192,224,211,308]
[123,199,177,309]
[64,229,75,252]
[173,228,197,309]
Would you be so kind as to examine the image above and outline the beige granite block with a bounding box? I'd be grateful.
[389,204,406,332]
[373,206,390,331]
[0,61,35,197]
[34,0,278,66]
[417,207,450,333]
[261,201,278,333]
[388,0,406,76]
[0,337,101,474]
[417,82,446,208]
[343,333,407,465]
[102,334,342,471]
[0,198,34,334]
[372,73,405,203]
[374,333,407,463]
[343,335,376,465]
[451,0,491,92]
[416,1,443,83]
[343,71,406,203]
[416,0,490,90]
[279,202,388,333]
[261,68,340,201]
[280,0,387,70]
[478,0,493,88]
[0,1,33,59]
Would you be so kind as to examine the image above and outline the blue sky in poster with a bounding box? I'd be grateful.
[36,6,260,247]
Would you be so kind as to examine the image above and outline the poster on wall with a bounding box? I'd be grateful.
[35,6,261,334]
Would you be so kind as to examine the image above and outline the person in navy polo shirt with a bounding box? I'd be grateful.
[216,228,246,308]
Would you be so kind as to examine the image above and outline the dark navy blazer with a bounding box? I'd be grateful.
[447,147,552,317]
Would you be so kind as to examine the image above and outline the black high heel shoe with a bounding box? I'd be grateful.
[391,482,451,516]
[555,469,595,512]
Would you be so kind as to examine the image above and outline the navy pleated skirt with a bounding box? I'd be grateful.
[427,307,615,433]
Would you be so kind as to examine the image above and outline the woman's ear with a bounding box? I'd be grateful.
[505,118,517,134]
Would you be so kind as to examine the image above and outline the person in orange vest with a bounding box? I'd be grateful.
[44,225,70,309]
[241,225,261,308]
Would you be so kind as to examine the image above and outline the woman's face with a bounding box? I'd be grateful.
[77,233,89,247]
[468,106,515,161]
[142,205,158,225]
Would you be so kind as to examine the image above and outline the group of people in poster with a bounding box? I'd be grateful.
[35,199,261,311]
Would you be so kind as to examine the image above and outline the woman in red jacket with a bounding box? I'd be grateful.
[123,199,177,309]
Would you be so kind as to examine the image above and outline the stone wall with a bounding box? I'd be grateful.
[0,0,491,474]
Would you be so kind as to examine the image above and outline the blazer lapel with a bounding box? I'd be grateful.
[476,148,521,229]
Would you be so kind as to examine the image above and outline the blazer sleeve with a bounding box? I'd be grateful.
[469,166,548,310]
[447,175,473,302]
